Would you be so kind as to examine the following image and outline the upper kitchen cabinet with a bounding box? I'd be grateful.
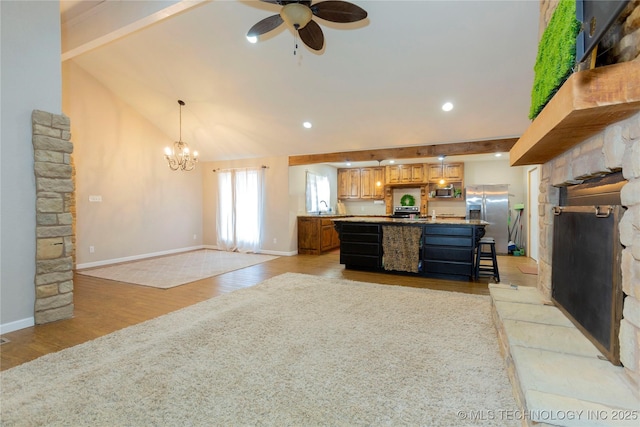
[427,162,464,182]
[426,162,465,201]
[338,167,384,199]
[338,168,361,199]
[386,164,425,184]
[360,167,385,199]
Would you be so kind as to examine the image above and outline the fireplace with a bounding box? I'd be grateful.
[551,172,626,365]
[491,112,640,419]
[536,112,640,389]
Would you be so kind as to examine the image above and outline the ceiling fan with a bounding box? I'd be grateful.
[247,0,368,51]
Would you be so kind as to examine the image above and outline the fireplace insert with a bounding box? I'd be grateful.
[551,172,626,365]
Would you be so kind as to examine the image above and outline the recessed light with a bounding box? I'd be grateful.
[442,102,454,112]
[495,153,503,157]
[437,155,445,161]
[346,162,351,166]
[246,35,258,44]
[389,160,395,164]
[303,121,312,129]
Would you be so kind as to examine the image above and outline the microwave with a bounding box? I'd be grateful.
[434,186,454,197]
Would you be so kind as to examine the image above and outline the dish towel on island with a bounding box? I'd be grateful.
[382,226,422,273]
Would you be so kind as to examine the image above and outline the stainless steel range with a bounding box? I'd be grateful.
[392,206,420,218]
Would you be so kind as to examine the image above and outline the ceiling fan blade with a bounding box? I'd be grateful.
[311,1,367,23]
[247,14,284,37]
[298,19,324,51]
[260,0,311,4]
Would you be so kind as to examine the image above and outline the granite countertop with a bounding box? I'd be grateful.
[331,216,488,226]
[298,214,389,218]
[298,214,350,218]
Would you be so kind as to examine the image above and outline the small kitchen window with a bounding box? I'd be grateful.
[306,171,330,213]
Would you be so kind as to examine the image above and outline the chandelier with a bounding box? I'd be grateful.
[164,100,198,171]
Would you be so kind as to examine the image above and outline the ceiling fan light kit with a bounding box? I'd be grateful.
[281,3,313,30]
[247,0,368,52]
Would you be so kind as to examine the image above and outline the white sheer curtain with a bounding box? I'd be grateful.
[216,167,265,252]
[306,171,330,213]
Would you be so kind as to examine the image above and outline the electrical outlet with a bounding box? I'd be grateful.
[193,234,197,240]
[273,238,277,244]
[89,246,95,253]
[89,195,102,202]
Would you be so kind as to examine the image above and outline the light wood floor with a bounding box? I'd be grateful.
[0,251,538,371]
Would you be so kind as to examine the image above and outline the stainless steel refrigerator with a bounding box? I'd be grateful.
[465,184,509,254]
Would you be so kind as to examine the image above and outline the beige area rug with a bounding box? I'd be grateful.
[77,249,279,289]
[0,273,518,426]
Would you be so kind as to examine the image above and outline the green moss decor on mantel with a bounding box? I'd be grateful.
[529,0,581,120]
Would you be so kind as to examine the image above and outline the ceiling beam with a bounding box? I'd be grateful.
[61,0,210,61]
[288,138,519,166]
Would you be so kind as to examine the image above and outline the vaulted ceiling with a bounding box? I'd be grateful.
[60,0,540,163]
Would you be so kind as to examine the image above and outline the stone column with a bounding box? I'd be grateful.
[32,110,75,324]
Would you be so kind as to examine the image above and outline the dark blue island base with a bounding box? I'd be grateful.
[333,217,487,281]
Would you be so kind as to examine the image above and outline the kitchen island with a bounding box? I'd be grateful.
[332,217,487,281]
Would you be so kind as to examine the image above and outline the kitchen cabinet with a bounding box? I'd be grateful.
[360,167,385,199]
[338,167,384,199]
[426,162,464,201]
[338,168,360,199]
[427,162,464,182]
[298,216,340,255]
[337,222,382,269]
[422,224,484,279]
[386,164,425,184]
[333,218,486,280]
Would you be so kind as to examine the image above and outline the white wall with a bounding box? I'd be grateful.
[1,1,63,332]
[526,165,541,260]
[63,61,203,268]
[204,157,294,255]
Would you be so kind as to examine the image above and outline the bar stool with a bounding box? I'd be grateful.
[475,237,500,283]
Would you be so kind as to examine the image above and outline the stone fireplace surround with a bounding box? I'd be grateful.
[540,100,640,390]
[491,111,640,426]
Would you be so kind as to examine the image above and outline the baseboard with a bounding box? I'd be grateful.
[76,245,205,270]
[1,317,35,334]
[259,249,297,256]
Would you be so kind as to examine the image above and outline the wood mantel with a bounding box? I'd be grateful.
[510,60,640,166]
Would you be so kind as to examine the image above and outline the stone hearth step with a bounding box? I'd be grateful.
[490,284,640,427]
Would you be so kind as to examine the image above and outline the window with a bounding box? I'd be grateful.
[216,168,264,252]
[306,171,330,213]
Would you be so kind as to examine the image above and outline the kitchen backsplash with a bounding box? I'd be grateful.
[392,188,421,206]
[341,200,387,215]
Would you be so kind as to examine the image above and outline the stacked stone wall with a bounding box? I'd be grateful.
[538,111,640,392]
[32,110,75,324]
